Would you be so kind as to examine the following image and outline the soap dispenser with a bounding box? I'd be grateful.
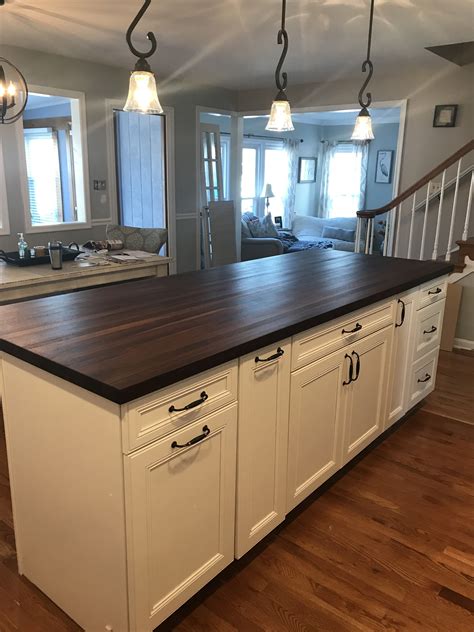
[17,233,28,259]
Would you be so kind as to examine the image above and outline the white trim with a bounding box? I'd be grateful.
[0,137,10,236]
[453,337,474,351]
[105,98,123,225]
[412,164,473,213]
[176,213,196,221]
[20,84,92,233]
[91,217,112,226]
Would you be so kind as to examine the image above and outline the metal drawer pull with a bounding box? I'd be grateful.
[423,326,437,335]
[169,391,209,413]
[417,374,431,383]
[171,425,210,449]
[396,299,406,328]
[343,354,354,386]
[255,347,284,363]
[428,288,442,295]
[352,351,361,381]
[342,323,362,335]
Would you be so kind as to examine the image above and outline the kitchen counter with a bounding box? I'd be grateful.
[0,249,452,403]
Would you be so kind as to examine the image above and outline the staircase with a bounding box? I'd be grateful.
[355,140,474,266]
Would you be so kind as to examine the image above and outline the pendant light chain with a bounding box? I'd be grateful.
[126,0,157,72]
[357,0,375,110]
[274,0,289,94]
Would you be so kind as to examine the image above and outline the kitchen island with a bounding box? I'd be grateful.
[0,250,452,631]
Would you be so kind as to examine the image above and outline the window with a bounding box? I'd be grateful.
[0,139,9,235]
[241,139,287,219]
[325,142,368,217]
[220,135,231,199]
[22,89,90,231]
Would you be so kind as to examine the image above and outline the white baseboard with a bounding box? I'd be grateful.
[453,337,474,351]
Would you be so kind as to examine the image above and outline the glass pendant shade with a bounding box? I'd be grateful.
[124,70,163,115]
[351,107,375,141]
[266,98,295,132]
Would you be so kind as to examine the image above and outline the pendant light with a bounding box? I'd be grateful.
[352,0,376,141]
[266,0,294,132]
[124,0,163,115]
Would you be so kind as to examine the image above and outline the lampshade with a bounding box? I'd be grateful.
[266,98,294,132]
[124,70,163,115]
[351,107,375,141]
[260,183,275,199]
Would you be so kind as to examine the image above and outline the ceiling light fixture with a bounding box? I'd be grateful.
[266,0,294,132]
[352,0,376,141]
[124,0,163,115]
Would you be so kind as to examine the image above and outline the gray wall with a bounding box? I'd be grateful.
[0,44,238,273]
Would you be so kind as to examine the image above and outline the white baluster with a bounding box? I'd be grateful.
[445,159,462,261]
[432,170,446,260]
[407,192,417,259]
[394,203,403,257]
[369,218,375,254]
[365,218,373,254]
[383,213,390,256]
[355,218,361,253]
[462,171,474,241]
[420,181,431,260]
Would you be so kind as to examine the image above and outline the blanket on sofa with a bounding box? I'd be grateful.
[277,230,333,253]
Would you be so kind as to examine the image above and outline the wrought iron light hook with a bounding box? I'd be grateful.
[126,0,157,71]
[274,0,289,95]
[357,0,375,109]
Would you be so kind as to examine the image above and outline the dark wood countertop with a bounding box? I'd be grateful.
[0,250,452,404]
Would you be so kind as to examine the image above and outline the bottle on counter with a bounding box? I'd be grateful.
[17,233,28,259]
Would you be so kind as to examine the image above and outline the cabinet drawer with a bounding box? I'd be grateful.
[417,277,448,310]
[413,299,445,361]
[292,301,393,371]
[122,361,238,453]
[408,348,439,408]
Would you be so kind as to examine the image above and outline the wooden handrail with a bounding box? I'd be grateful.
[357,139,474,219]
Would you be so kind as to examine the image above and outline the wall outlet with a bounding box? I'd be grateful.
[93,180,107,191]
[430,181,442,195]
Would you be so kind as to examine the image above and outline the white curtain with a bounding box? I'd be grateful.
[283,139,299,227]
[319,140,369,218]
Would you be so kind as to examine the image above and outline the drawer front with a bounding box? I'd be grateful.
[292,301,393,371]
[417,277,448,310]
[122,361,238,453]
[413,299,445,361]
[408,348,439,409]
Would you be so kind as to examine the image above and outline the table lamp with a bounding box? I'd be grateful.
[260,183,275,213]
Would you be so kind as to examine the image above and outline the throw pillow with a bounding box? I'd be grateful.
[261,213,279,238]
[241,219,252,239]
[322,225,356,243]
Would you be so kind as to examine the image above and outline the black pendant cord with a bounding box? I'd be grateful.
[274,0,289,94]
[357,0,375,109]
[126,0,157,72]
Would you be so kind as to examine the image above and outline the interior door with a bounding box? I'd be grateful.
[200,123,224,268]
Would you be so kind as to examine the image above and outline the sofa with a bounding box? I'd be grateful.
[291,215,358,252]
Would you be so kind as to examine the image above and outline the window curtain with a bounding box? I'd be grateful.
[282,139,299,227]
[319,140,369,218]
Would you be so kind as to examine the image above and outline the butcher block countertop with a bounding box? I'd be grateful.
[0,250,452,404]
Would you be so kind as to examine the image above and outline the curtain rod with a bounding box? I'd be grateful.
[221,132,303,143]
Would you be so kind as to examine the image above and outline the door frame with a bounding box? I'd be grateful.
[105,99,177,275]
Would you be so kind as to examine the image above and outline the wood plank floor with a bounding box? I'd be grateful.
[0,351,473,631]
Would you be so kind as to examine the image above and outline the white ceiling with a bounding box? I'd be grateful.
[0,0,472,90]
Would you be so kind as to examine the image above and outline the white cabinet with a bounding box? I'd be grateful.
[236,341,290,558]
[287,349,346,511]
[124,405,237,631]
[342,327,392,463]
[387,291,417,428]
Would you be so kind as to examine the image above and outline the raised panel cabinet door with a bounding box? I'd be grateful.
[387,292,416,428]
[287,350,347,512]
[236,340,291,558]
[343,326,393,464]
[124,404,237,632]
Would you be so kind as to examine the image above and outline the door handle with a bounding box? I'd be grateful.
[428,288,442,295]
[169,391,209,413]
[423,326,437,335]
[342,323,362,335]
[343,354,354,385]
[352,351,361,381]
[395,299,406,328]
[417,374,431,383]
[171,425,210,449]
[255,347,284,363]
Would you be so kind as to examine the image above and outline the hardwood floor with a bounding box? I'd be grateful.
[0,351,473,631]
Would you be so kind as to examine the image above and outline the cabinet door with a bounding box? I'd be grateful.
[236,340,290,558]
[287,350,348,512]
[124,405,237,632]
[343,327,392,464]
[387,292,416,428]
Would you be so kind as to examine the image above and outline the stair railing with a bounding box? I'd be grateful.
[355,139,474,260]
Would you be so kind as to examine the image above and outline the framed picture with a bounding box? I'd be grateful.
[298,157,317,183]
[375,150,393,184]
[433,104,458,128]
